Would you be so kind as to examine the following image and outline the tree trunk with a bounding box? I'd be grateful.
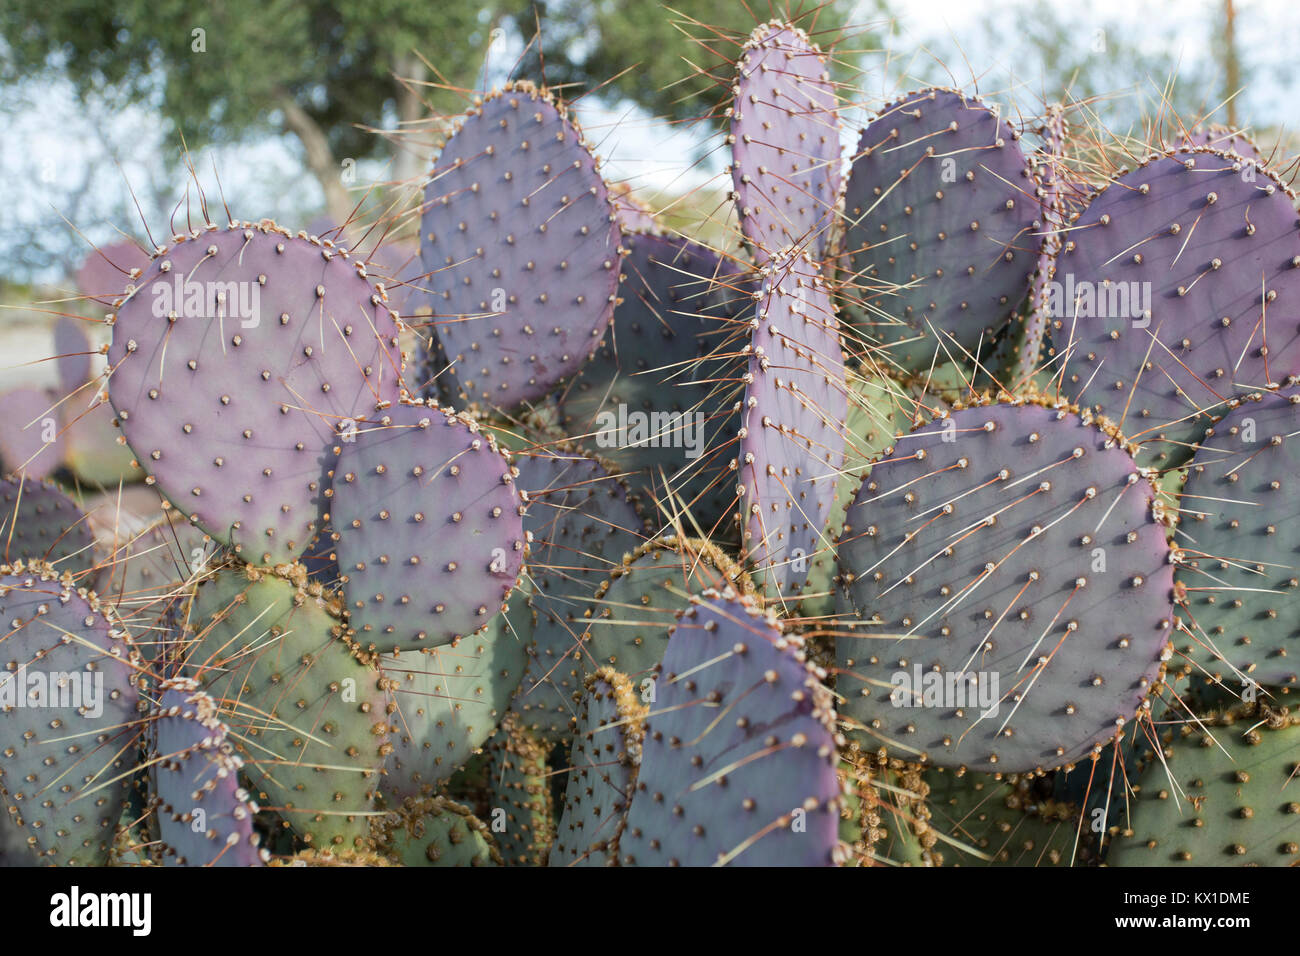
[1223,0,1239,128]
[274,87,353,227]
[392,53,431,189]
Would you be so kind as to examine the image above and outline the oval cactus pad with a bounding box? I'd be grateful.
[840,89,1038,375]
[1056,151,1300,468]
[836,402,1176,772]
[420,82,623,408]
[108,222,403,566]
[620,588,841,866]
[330,402,526,653]
[730,20,841,260]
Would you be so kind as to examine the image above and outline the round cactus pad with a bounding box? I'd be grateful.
[836,402,1176,773]
[840,89,1038,375]
[420,82,622,408]
[620,589,841,866]
[108,222,403,566]
[330,402,526,653]
[1056,151,1300,468]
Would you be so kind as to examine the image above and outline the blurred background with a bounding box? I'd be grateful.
[0,0,1294,387]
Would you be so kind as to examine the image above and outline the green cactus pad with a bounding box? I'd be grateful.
[582,536,752,681]
[370,794,501,866]
[483,712,554,865]
[1174,390,1300,694]
[550,668,645,866]
[0,561,144,865]
[382,589,532,800]
[924,770,1091,865]
[1110,706,1300,866]
[184,567,392,850]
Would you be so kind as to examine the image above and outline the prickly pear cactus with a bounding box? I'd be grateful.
[382,590,531,800]
[1110,705,1300,866]
[0,476,96,575]
[0,387,63,481]
[329,401,527,653]
[510,444,646,742]
[0,562,144,864]
[583,536,751,680]
[370,794,501,866]
[483,712,554,865]
[549,668,645,866]
[730,20,841,260]
[924,770,1091,866]
[836,400,1177,773]
[1174,390,1300,694]
[620,588,843,866]
[185,566,392,849]
[419,81,623,408]
[149,676,266,866]
[738,249,846,597]
[1055,149,1300,469]
[107,221,403,566]
[555,231,748,530]
[840,89,1039,374]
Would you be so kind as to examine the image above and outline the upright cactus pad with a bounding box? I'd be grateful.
[420,81,623,408]
[556,232,748,531]
[584,536,752,681]
[185,567,392,849]
[840,89,1039,375]
[1110,706,1300,866]
[0,562,143,864]
[370,795,501,866]
[76,237,149,304]
[382,591,531,800]
[54,316,95,396]
[620,589,842,866]
[738,250,846,596]
[1174,389,1300,692]
[329,402,526,653]
[0,387,62,480]
[549,669,645,866]
[149,677,266,866]
[730,20,841,260]
[1055,150,1300,468]
[484,712,554,865]
[837,401,1176,773]
[511,445,646,742]
[107,221,403,566]
[0,476,96,575]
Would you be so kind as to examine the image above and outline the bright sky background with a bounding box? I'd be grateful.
[2,0,1295,286]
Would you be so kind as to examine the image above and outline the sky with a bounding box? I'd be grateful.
[2,0,1295,287]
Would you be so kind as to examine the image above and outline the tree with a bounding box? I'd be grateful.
[1,1,868,226]
[0,0,507,223]
[506,1,864,126]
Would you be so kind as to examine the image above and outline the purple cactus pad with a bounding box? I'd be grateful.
[420,82,623,408]
[107,222,403,566]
